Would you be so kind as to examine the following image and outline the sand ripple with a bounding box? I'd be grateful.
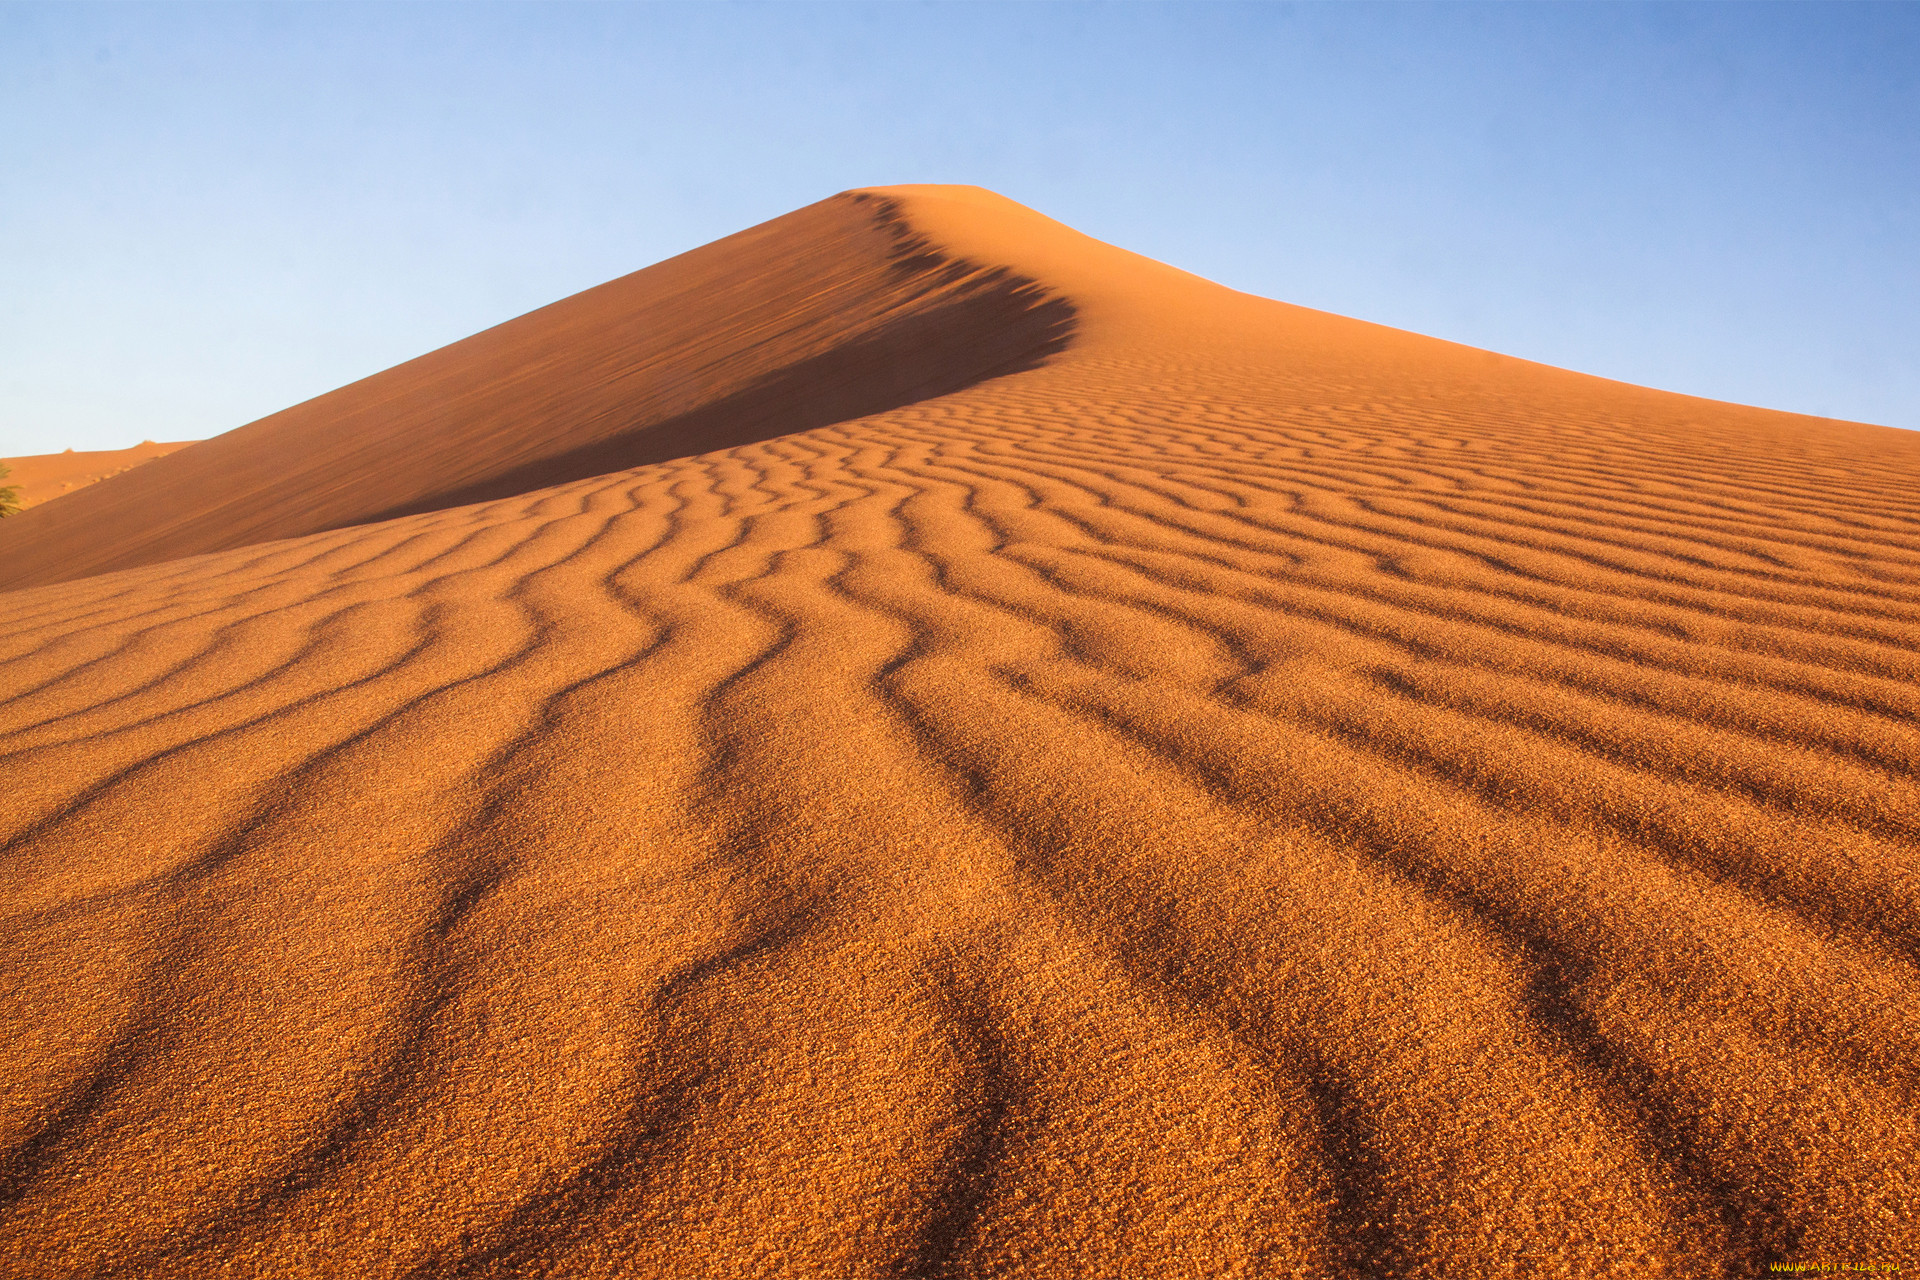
[2,186,1917,1278]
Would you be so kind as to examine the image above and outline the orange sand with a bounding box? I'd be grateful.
[1,186,1916,1278]
[0,441,197,511]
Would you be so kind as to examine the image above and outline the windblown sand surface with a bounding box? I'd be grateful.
[2,186,1918,1279]
[0,441,197,512]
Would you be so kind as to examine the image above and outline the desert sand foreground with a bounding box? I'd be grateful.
[2,186,1918,1279]
[0,441,197,512]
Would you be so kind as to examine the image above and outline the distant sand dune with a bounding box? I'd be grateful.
[0,441,197,512]
[2,186,1917,1278]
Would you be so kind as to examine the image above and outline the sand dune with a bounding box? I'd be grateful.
[0,194,1068,592]
[2,185,1917,1278]
[0,441,197,512]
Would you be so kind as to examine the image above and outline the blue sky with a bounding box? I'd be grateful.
[3,1,1916,456]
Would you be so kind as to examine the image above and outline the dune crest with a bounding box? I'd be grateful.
[2,185,1917,1279]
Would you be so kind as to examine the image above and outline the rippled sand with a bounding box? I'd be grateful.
[2,186,1917,1279]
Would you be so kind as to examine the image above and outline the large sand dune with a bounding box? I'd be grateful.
[2,186,1917,1278]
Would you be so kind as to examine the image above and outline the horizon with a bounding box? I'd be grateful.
[3,1,1916,457]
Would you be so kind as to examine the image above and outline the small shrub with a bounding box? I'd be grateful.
[0,462,20,517]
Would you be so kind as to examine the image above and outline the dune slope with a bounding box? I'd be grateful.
[2,185,1918,1279]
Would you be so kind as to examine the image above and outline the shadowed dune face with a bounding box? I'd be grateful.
[0,192,1073,591]
[3,186,1920,1279]
[352,267,1072,526]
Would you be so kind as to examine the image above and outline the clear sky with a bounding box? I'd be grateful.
[3,1,1916,457]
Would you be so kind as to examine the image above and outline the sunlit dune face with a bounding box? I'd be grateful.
[1,186,1916,1279]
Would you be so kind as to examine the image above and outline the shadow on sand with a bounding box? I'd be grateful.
[351,268,1076,526]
